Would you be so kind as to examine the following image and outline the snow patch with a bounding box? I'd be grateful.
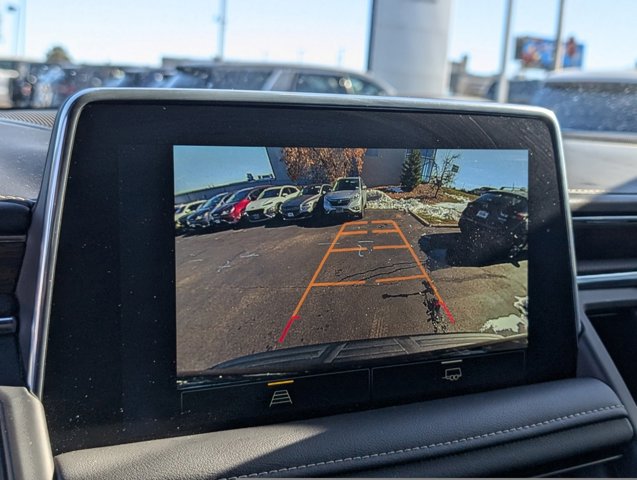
[480,296,528,334]
[480,314,527,334]
[366,189,468,222]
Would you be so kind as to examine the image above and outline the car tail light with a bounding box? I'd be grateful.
[515,212,528,221]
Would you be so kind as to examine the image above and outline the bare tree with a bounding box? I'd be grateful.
[430,152,461,198]
[281,148,366,184]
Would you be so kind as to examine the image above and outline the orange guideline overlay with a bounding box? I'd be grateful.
[277,219,455,343]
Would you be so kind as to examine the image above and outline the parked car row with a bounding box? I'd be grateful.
[175,177,368,234]
[1,59,394,109]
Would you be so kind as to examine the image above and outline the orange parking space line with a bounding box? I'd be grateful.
[282,218,457,345]
[279,222,349,344]
[375,275,428,283]
[392,225,430,279]
[389,220,455,325]
[345,220,369,226]
[371,220,394,225]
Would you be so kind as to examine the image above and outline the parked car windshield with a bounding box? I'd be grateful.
[334,179,359,191]
[260,188,281,199]
[210,69,272,89]
[226,189,251,203]
[301,185,322,195]
[478,191,527,209]
[202,193,228,209]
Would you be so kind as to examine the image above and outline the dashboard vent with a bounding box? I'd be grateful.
[0,110,56,128]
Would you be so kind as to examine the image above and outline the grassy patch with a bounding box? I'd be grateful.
[385,184,477,204]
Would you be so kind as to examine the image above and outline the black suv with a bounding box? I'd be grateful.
[458,190,528,261]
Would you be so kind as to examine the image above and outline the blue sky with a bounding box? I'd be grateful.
[436,149,528,191]
[1,0,634,74]
[173,146,274,194]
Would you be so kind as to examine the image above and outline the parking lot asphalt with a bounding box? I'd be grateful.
[176,209,527,373]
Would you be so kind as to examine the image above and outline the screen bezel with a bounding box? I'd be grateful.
[29,89,578,452]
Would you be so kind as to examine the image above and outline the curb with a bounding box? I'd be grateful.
[408,209,459,229]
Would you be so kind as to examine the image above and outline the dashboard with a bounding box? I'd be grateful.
[0,91,636,479]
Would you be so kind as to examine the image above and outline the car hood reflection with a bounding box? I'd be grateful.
[195,332,526,377]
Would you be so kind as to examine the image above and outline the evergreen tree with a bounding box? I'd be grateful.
[400,149,423,191]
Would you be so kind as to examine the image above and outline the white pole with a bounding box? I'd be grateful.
[552,0,566,70]
[496,0,514,103]
[216,0,227,61]
[19,0,26,56]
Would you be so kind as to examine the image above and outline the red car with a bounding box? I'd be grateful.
[209,186,269,225]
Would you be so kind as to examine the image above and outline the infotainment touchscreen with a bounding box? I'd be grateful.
[174,146,528,379]
[41,94,578,453]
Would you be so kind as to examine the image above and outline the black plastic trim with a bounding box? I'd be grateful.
[0,203,31,236]
[53,378,631,480]
[0,387,54,480]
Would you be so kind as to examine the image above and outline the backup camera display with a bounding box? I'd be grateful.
[174,147,528,376]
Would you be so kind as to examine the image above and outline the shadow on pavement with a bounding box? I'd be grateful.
[419,231,527,270]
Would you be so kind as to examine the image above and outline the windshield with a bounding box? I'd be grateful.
[334,179,359,191]
[301,185,321,195]
[474,191,528,212]
[532,82,637,133]
[202,192,227,209]
[260,188,281,199]
[226,189,250,203]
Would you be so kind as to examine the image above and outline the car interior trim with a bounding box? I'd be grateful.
[0,387,55,480]
[573,216,637,224]
[52,378,633,480]
[538,455,624,478]
[0,236,26,244]
[25,88,79,396]
[577,272,637,288]
[570,194,637,214]
[0,317,16,335]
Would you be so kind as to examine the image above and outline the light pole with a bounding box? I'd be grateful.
[215,0,227,61]
[552,0,566,71]
[496,0,514,103]
[6,3,21,57]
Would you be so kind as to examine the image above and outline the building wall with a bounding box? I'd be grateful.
[361,149,405,187]
[368,0,453,98]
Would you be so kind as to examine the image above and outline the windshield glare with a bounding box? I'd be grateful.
[533,83,637,133]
